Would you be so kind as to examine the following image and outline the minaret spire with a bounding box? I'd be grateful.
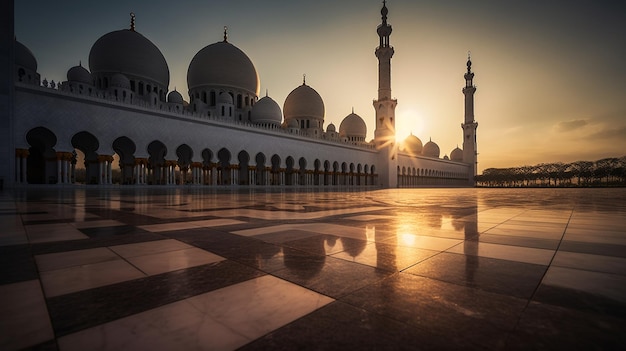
[461,53,479,184]
[223,26,228,42]
[130,12,136,31]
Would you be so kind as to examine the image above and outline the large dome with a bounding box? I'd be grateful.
[423,139,440,158]
[339,112,367,139]
[187,41,259,95]
[15,40,37,71]
[251,96,282,125]
[283,83,325,121]
[89,29,169,88]
[403,134,423,154]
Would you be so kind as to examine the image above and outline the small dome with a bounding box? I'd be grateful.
[283,83,325,123]
[67,64,92,85]
[326,123,336,133]
[450,147,463,162]
[339,112,367,139]
[443,155,450,160]
[15,40,37,71]
[167,90,184,103]
[423,139,440,158]
[187,41,259,95]
[89,29,169,89]
[218,92,233,104]
[287,118,299,129]
[403,134,423,154]
[251,96,282,125]
[110,73,131,89]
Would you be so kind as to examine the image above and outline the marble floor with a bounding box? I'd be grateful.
[1,187,625,350]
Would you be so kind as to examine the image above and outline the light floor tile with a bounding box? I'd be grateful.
[446,241,554,265]
[110,239,192,258]
[344,214,396,221]
[127,248,225,275]
[35,247,119,272]
[40,259,145,297]
[234,223,370,241]
[542,266,626,303]
[209,206,387,220]
[0,280,54,351]
[186,275,334,340]
[392,234,462,251]
[552,251,626,276]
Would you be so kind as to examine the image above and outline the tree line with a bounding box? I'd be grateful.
[475,156,626,187]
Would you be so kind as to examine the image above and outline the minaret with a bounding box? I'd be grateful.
[462,53,478,185]
[373,1,398,188]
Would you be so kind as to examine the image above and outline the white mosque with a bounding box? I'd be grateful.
[1,1,478,188]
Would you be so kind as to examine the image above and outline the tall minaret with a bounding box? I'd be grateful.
[373,1,398,188]
[462,54,478,185]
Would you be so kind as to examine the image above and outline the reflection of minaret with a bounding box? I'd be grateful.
[463,192,479,284]
[373,1,398,188]
[462,54,478,185]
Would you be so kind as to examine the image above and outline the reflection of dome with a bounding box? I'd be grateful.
[187,41,259,95]
[167,90,184,103]
[15,40,37,71]
[251,96,282,125]
[89,29,169,89]
[339,112,367,140]
[326,123,336,133]
[110,73,130,89]
[450,147,463,162]
[403,134,423,154]
[218,92,233,104]
[423,139,440,158]
[67,64,92,85]
[283,83,325,122]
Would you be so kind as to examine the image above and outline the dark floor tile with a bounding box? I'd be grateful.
[476,234,560,250]
[560,240,626,258]
[165,228,286,272]
[79,225,150,238]
[0,244,39,284]
[22,339,59,351]
[271,253,392,299]
[403,252,548,299]
[239,301,465,351]
[253,230,322,245]
[341,272,525,350]
[532,283,626,318]
[30,232,165,255]
[47,260,265,337]
[22,218,73,226]
[505,301,626,350]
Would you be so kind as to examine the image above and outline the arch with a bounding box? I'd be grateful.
[298,157,307,185]
[324,160,330,186]
[72,131,100,184]
[112,136,136,185]
[333,161,339,185]
[255,152,266,185]
[176,144,193,185]
[271,154,281,185]
[314,159,321,186]
[26,127,58,184]
[202,148,213,166]
[217,148,231,185]
[238,150,250,185]
[285,156,295,186]
[148,140,167,184]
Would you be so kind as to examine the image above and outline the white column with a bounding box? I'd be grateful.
[107,160,112,184]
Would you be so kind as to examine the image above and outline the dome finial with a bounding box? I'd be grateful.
[265,89,268,97]
[79,60,82,67]
[352,106,354,114]
[303,74,306,85]
[467,50,472,72]
[223,26,228,42]
[130,12,136,31]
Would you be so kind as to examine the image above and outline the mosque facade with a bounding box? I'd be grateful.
[1,2,478,189]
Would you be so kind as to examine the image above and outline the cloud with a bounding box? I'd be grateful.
[555,119,588,132]
[590,125,626,139]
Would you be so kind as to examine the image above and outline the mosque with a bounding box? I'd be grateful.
[1,1,478,189]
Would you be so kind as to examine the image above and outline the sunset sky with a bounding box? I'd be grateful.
[14,0,626,172]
